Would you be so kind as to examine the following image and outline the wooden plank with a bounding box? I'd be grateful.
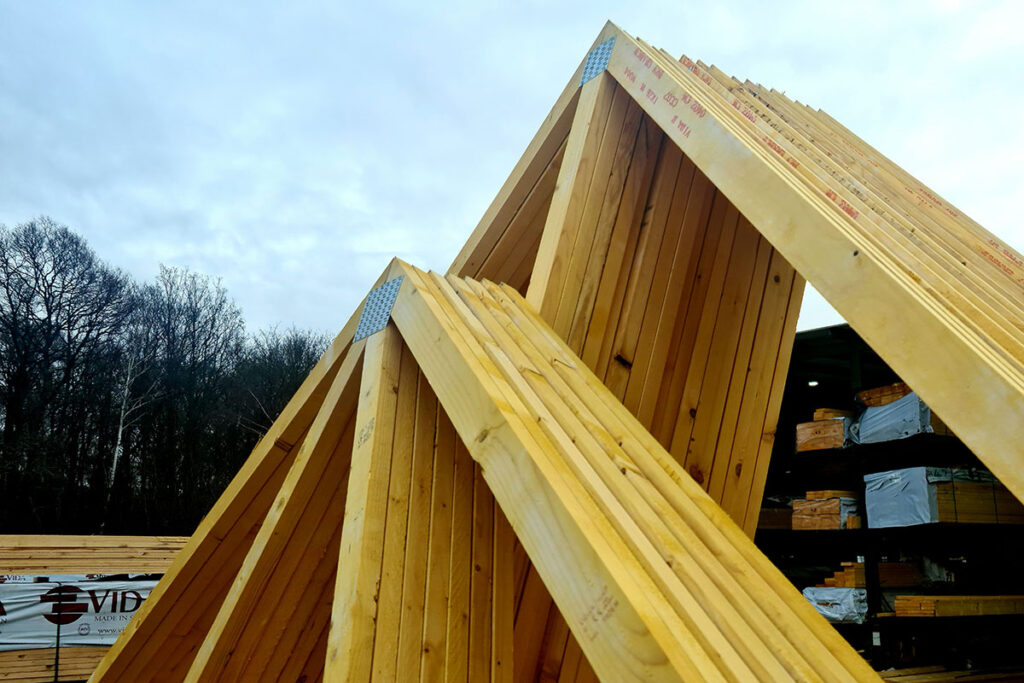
[601,141,686,398]
[554,90,644,348]
[369,341,419,682]
[468,462,494,683]
[578,116,664,374]
[394,372,440,680]
[619,154,700,415]
[667,199,741,478]
[555,635,583,683]
[325,322,405,681]
[488,279,878,680]
[741,268,805,534]
[92,265,387,683]
[187,331,365,681]
[678,211,761,491]
[492,504,515,683]
[419,409,456,681]
[536,610,571,682]
[390,263,707,682]
[0,534,185,575]
[705,232,775,503]
[796,419,847,452]
[256,492,347,681]
[647,185,727,447]
[479,138,568,292]
[0,647,107,683]
[444,439,475,682]
[513,566,554,683]
[454,276,804,681]
[451,22,621,279]
[630,161,717,428]
[564,99,651,355]
[600,27,1024,504]
[527,71,618,323]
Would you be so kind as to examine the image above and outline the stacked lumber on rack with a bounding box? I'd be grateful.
[793,491,862,530]
[814,408,855,420]
[0,647,107,683]
[935,479,1024,525]
[819,561,866,588]
[93,19,1024,681]
[894,595,1024,617]
[858,382,910,407]
[878,562,922,588]
[757,507,793,530]
[881,666,1024,681]
[796,417,849,451]
[0,536,186,575]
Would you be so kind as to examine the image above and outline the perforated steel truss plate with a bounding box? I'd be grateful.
[354,276,404,341]
[580,36,615,86]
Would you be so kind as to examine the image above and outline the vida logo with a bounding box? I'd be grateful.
[40,585,143,626]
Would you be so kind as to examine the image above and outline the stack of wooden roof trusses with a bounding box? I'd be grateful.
[90,21,1024,682]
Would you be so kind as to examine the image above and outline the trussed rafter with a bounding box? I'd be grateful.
[94,19,1024,683]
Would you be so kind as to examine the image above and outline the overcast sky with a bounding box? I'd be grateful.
[2,1,1022,335]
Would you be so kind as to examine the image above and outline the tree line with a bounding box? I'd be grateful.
[0,217,329,535]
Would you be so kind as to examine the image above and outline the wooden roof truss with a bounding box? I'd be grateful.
[92,20,1023,682]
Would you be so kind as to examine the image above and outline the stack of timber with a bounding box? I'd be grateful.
[934,478,1024,525]
[858,382,910,408]
[94,262,881,682]
[880,666,1024,682]
[793,491,862,530]
[630,33,1024,501]
[757,507,793,530]
[92,20,1024,681]
[796,417,849,452]
[0,535,186,575]
[0,647,107,683]
[0,536,181,683]
[893,595,1024,618]
[818,561,866,588]
[877,562,922,588]
[815,408,855,420]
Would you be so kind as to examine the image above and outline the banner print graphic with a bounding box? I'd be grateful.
[0,580,157,650]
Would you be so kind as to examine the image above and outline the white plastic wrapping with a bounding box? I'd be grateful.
[850,392,933,445]
[802,586,868,624]
[864,466,951,528]
[0,579,157,650]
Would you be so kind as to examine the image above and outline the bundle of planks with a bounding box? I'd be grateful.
[934,480,1024,525]
[857,382,910,407]
[894,595,1024,617]
[881,665,1024,681]
[793,491,862,530]
[0,647,108,683]
[818,561,866,588]
[796,417,849,452]
[877,562,922,588]
[0,535,186,575]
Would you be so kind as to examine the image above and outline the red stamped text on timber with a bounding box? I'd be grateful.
[762,136,800,169]
[989,239,1024,268]
[624,44,705,140]
[732,99,757,123]
[679,56,713,86]
[579,586,620,642]
[825,189,859,219]
[632,48,662,78]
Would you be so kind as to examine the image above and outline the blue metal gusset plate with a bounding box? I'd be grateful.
[354,276,404,341]
[580,36,616,86]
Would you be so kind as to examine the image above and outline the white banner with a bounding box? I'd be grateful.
[0,579,158,650]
